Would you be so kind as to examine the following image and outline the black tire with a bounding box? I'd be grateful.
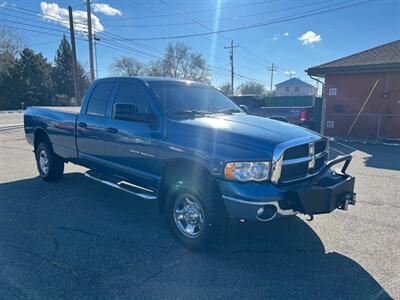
[165,178,226,250]
[35,142,64,181]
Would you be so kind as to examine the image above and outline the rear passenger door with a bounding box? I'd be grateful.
[76,80,115,165]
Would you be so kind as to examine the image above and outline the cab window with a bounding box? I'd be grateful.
[86,82,115,116]
[113,82,152,115]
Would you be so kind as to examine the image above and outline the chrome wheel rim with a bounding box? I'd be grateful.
[173,194,205,238]
[39,149,49,175]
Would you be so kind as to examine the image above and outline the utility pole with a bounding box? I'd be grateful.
[68,5,81,105]
[268,63,277,92]
[224,40,239,95]
[86,0,95,82]
[94,34,100,79]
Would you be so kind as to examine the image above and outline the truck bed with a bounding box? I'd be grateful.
[32,106,81,114]
[24,106,80,160]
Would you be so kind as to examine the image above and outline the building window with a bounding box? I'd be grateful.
[294,86,300,92]
[285,87,290,92]
[328,88,337,96]
[326,121,335,129]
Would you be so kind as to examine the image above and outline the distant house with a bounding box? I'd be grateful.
[275,78,317,96]
[306,40,400,141]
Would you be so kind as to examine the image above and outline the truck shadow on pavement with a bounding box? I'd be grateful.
[0,173,392,299]
[330,141,400,171]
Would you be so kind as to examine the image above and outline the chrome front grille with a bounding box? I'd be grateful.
[271,136,328,184]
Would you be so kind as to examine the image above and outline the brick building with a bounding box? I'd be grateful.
[306,40,400,141]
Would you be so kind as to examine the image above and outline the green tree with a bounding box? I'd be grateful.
[52,35,74,101]
[13,48,55,108]
[237,81,266,95]
[77,62,90,101]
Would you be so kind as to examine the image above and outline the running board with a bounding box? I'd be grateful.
[84,171,157,200]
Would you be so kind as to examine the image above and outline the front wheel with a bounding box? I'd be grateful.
[165,181,225,250]
[35,142,64,181]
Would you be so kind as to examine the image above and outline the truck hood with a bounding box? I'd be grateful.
[172,113,321,152]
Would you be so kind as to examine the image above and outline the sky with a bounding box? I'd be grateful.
[1,0,399,91]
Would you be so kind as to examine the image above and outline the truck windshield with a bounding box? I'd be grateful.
[148,81,242,116]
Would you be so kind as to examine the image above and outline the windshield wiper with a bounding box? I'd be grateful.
[168,109,212,118]
[217,108,242,114]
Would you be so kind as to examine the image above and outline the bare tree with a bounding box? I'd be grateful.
[237,81,266,95]
[218,82,232,96]
[0,26,24,77]
[110,56,145,77]
[147,42,210,83]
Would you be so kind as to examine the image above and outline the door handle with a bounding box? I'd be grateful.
[106,127,118,134]
[78,122,87,128]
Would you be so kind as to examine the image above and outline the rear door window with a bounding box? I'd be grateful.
[86,82,115,116]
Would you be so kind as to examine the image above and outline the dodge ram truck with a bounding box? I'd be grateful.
[24,77,356,249]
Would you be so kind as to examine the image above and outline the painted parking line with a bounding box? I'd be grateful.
[330,147,347,155]
[334,141,358,151]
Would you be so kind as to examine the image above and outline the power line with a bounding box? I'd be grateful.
[116,0,272,21]
[1,4,165,57]
[106,0,332,28]
[123,1,373,41]
[1,2,274,80]
[2,1,340,86]
[0,16,70,35]
[211,66,265,84]
[157,0,272,84]
[0,23,86,40]
[0,17,161,61]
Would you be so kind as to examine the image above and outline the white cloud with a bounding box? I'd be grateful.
[40,2,104,33]
[273,32,289,40]
[298,31,321,45]
[285,71,296,78]
[92,3,122,16]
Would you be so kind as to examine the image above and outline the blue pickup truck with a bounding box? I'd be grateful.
[24,77,356,249]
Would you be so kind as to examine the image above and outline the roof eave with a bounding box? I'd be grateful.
[306,63,400,77]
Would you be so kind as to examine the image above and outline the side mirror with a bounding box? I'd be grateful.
[114,103,156,123]
[239,104,249,113]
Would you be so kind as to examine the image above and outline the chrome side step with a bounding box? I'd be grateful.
[84,171,157,200]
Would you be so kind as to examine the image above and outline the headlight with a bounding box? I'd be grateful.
[224,161,271,182]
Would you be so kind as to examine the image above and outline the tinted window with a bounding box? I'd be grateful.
[113,82,151,115]
[86,82,114,116]
[148,81,240,114]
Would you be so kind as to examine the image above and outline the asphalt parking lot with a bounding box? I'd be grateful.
[0,112,399,299]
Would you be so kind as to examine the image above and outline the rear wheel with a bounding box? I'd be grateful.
[35,142,64,181]
[165,179,226,250]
